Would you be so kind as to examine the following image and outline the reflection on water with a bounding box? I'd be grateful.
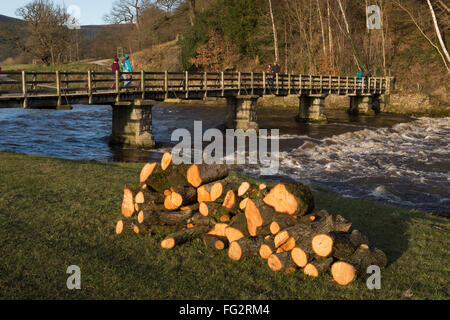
[0,104,448,216]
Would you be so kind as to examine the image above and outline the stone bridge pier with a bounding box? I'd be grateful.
[110,99,156,149]
[348,94,381,116]
[296,94,328,123]
[225,95,259,130]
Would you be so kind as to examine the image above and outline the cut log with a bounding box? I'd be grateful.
[222,190,236,210]
[138,209,194,226]
[224,214,250,243]
[115,219,139,235]
[244,199,277,237]
[203,234,229,250]
[311,211,352,234]
[239,198,249,210]
[144,163,191,193]
[228,237,263,261]
[186,164,229,188]
[331,245,387,286]
[311,231,358,259]
[263,182,314,216]
[135,189,165,204]
[268,252,297,273]
[311,233,333,257]
[121,184,141,218]
[161,152,172,171]
[259,236,276,259]
[274,223,314,248]
[270,213,298,235]
[280,237,296,251]
[208,223,229,237]
[349,229,369,248]
[164,186,197,211]
[238,182,250,197]
[188,213,216,227]
[199,202,231,221]
[140,163,158,183]
[160,225,209,249]
[197,185,212,203]
[238,182,268,199]
[304,257,333,277]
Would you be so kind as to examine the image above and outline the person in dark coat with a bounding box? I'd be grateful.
[272,61,281,74]
[110,58,120,89]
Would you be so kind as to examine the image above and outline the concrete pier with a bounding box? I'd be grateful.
[348,95,379,115]
[225,95,259,130]
[297,94,328,123]
[110,99,156,149]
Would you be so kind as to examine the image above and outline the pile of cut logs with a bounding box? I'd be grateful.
[116,152,387,286]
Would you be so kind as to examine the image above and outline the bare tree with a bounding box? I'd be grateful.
[187,0,196,26]
[16,0,70,65]
[155,0,182,13]
[426,0,450,68]
[393,0,449,72]
[268,0,279,63]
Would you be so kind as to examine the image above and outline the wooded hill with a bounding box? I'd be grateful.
[116,153,387,286]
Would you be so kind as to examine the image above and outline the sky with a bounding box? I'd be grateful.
[1,0,114,25]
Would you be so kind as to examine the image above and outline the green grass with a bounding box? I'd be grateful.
[0,152,448,300]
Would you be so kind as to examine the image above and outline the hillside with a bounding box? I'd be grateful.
[0,14,26,63]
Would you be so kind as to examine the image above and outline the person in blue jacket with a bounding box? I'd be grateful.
[122,54,133,87]
[356,69,364,89]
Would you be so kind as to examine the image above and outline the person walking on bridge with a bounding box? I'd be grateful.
[110,58,120,89]
[357,69,364,89]
[122,54,133,88]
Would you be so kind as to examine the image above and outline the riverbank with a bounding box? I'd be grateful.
[0,151,448,299]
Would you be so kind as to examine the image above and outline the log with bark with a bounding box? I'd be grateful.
[268,252,298,273]
[187,164,229,188]
[225,213,250,243]
[203,234,229,251]
[244,199,277,237]
[115,219,139,235]
[161,225,210,249]
[263,182,314,216]
[330,245,387,285]
[304,257,333,277]
[228,237,263,261]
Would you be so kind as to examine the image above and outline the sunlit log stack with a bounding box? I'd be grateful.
[116,152,387,286]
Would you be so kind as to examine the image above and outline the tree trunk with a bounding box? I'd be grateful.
[426,0,450,67]
[263,182,314,216]
[268,0,279,62]
[245,199,277,237]
[186,164,229,188]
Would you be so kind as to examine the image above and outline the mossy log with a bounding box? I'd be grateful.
[263,182,314,216]
[225,213,250,243]
[274,223,314,248]
[138,209,195,227]
[304,257,333,277]
[202,234,229,251]
[259,236,276,259]
[238,181,268,199]
[197,180,228,202]
[349,229,369,248]
[199,202,232,221]
[186,164,230,188]
[228,237,263,261]
[270,213,298,235]
[188,212,217,227]
[160,225,210,249]
[268,252,298,273]
[145,163,192,193]
[135,188,165,205]
[208,223,229,237]
[115,219,139,235]
[139,163,159,183]
[331,245,387,286]
[311,211,352,234]
[244,199,277,237]
[312,231,360,259]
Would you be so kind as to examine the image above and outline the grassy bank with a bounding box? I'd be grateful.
[0,152,448,300]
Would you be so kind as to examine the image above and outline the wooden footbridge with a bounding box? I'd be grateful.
[0,70,393,148]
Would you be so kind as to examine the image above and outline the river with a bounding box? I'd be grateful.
[0,104,448,216]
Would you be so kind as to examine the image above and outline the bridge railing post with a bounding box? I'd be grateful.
[56,71,61,106]
[204,72,207,98]
[186,71,189,99]
[141,70,145,100]
[288,73,291,95]
[88,70,92,104]
[263,72,266,95]
[115,70,120,102]
[22,71,27,109]
[164,70,168,100]
[221,72,224,96]
[299,74,302,95]
[251,72,254,95]
[276,73,279,95]
[238,72,241,94]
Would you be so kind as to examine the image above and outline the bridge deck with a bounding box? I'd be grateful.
[0,71,392,108]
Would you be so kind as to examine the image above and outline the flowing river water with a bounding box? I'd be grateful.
[0,104,448,216]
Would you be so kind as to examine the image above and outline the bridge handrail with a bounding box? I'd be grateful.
[0,70,393,101]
